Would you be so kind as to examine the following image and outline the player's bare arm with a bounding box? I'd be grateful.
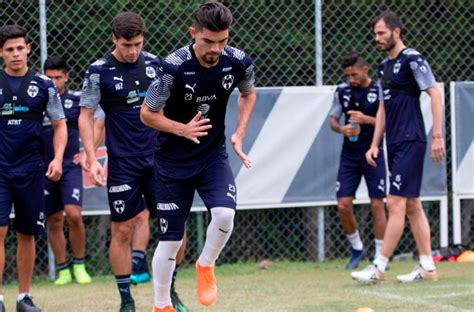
[140,104,212,144]
[366,100,385,167]
[231,86,256,168]
[329,116,361,137]
[347,110,376,125]
[46,118,67,181]
[79,107,105,186]
[426,86,445,163]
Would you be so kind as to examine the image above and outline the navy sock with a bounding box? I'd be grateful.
[131,250,146,274]
[56,262,68,271]
[115,274,133,302]
[73,257,85,265]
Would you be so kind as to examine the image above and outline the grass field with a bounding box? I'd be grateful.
[2,261,473,311]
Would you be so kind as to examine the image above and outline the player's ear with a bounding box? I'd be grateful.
[394,27,401,40]
[112,33,118,45]
[26,43,31,54]
[189,27,196,39]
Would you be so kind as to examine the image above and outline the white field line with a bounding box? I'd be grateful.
[354,289,474,312]
[424,291,474,299]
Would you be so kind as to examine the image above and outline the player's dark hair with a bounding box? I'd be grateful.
[341,52,367,69]
[0,24,28,48]
[193,1,233,32]
[372,10,404,35]
[112,11,146,40]
[44,55,68,72]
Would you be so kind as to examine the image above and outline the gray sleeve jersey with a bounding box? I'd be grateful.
[329,84,346,118]
[94,104,105,120]
[406,49,436,90]
[79,59,104,110]
[42,75,65,121]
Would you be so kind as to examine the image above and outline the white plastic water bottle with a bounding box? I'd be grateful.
[348,121,360,142]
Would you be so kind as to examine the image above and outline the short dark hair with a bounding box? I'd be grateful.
[112,11,146,40]
[372,10,404,34]
[341,52,368,69]
[0,24,28,48]
[193,1,233,32]
[44,55,68,72]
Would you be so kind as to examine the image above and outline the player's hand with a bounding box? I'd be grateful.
[88,159,106,187]
[366,146,379,167]
[77,151,90,172]
[430,137,445,164]
[182,112,212,144]
[347,110,367,124]
[73,152,82,165]
[46,157,63,181]
[340,124,360,137]
[231,133,252,168]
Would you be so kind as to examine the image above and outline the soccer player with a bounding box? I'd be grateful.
[141,2,256,311]
[329,52,387,270]
[351,10,445,283]
[42,55,92,286]
[79,12,186,312]
[0,25,67,311]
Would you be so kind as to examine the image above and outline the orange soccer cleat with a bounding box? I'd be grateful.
[153,305,176,312]
[196,261,217,306]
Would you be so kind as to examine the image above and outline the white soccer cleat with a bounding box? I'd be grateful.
[396,266,438,283]
[351,265,384,284]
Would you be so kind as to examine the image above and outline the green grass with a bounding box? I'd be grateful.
[2,261,473,311]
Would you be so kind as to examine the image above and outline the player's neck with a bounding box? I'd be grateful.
[361,78,372,88]
[4,65,28,77]
[111,49,128,64]
[58,87,66,95]
[387,41,406,60]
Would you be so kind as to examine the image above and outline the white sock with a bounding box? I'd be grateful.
[198,207,235,267]
[347,230,363,251]
[152,240,182,308]
[0,294,4,302]
[373,255,389,273]
[419,255,436,271]
[17,293,30,302]
[374,239,384,259]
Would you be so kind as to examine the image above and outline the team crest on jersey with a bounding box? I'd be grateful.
[160,218,168,234]
[146,66,156,79]
[27,85,39,98]
[367,92,377,103]
[113,200,125,214]
[222,74,234,90]
[393,62,401,74]
[64,98,73,109]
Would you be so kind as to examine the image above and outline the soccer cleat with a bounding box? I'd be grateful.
[346,248,366,270]
[196,261,217,306]
[119,299,135,312]
[73,263,92,284]
[171,287,189,312]
[396,265,438,283]
[152,305,176,312]
[130,272,151,285]
[16,295,41,312]
[351,265,384,284]
[54,268,72,286]
[0,301,5,312]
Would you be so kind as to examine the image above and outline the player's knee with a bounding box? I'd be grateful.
[66,209,83,227]
[153,240,183,261]
[337,202,352,216]
[111,221,134,244]
[47,213,64,232]
[210,207,235,231]
[387,198,406,216]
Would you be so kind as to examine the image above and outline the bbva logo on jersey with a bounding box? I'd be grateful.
[222,74,234,90]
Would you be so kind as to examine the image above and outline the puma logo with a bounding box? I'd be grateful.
[392,181,402,191]
[113,76,123,82]
[36,220,45,228]
[378,185,385,192]
[185,83,196,93]
[226,192,236,203]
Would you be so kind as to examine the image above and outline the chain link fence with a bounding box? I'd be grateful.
[1,0,472,281]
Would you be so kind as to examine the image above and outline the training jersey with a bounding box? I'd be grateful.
[330,80,381,151]
[378,48,436,145]
[43,89,81,165]
[80,51,160,157]
[145,44,255,163]
[0,69,64,171]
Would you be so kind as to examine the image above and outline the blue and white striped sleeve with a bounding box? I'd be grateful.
[79,65,101,110]
[144,63,175,112]
[410,56,436,91]
[237,54,255,94]
[46,83,65,121]
[329,88,342,117]
[94,105,105,120]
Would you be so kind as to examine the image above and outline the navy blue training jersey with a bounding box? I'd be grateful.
[0,70,64,171]
[145,44,255,163]
[378,48,436,145]
[43,89,81,165]
[80,51,160,157]
[330,80,381,151]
